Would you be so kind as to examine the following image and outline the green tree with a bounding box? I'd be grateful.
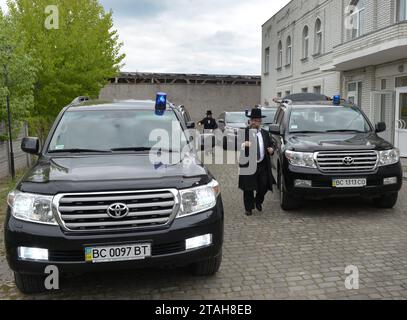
[7,0,125,138]
[0,8,37,141]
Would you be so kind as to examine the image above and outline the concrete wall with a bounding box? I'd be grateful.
[99,83,261,121]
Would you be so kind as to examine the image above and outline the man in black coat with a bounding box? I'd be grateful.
[238,108,276,216]
[198,110,218,130]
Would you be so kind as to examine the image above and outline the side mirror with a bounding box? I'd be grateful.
[269,124,281,135]
[375,122,386,133]
[186,121,196,129]
[21,137,40,155]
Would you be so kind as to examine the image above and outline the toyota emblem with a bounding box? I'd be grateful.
[107,203,130,219]
[343,157,355,166]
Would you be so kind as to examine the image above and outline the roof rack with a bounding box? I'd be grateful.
[69,96,91,107]
[283,93,330,102]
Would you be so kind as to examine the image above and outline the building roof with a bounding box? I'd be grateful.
[109,72,261,86]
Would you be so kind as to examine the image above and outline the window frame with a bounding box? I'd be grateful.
[314,18,323,55]
[277,41,283,69]
[286,36,292,66]
[302,26,309,59]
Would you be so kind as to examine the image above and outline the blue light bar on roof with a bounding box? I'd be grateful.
[155,92,167,115]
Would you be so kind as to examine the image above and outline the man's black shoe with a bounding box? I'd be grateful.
[245,210,253,216]
[256,203,263,212]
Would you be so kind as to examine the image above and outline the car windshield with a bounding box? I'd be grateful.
[262,109,277,124]
[225,113,247,124]
[289,106,372,133]
[48,110,189,153]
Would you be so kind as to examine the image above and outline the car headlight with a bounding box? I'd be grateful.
[177,180,220,218]
[285,150,316,168]
[7,190,57,225]
[378,149,400,166]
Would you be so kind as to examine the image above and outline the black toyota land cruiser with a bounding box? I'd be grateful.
[4,96,224,293]
[269,93,403,211]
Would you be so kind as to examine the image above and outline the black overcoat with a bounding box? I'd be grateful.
[238,127,276,192]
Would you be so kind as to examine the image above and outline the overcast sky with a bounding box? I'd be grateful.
[0,0,290,75]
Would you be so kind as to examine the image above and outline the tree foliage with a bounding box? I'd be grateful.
[0,8,37,141]
[7,0,125,138]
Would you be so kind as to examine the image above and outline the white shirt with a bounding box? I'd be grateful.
[257,130,265,163]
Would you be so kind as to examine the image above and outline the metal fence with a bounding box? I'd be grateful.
[0,123,32,179]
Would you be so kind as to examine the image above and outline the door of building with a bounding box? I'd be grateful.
[395,87,407,157]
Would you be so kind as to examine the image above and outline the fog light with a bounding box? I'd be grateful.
[18,247,49,261]
[186,234,212,250]
[294,179,312,188]
[383,177,398,185]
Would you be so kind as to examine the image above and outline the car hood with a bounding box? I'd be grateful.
[286,132,393,152]
[19,152,210,194]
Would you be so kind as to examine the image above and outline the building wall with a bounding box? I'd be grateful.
[99,83,261,121]
[262,0,407,147]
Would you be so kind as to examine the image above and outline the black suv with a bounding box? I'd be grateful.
[5,97,224,293]
[269,93,403,210]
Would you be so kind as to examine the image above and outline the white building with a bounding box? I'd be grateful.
[261,0,407,157]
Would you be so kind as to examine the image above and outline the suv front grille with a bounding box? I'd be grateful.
[54,190,179,232]
[316,150,378,173]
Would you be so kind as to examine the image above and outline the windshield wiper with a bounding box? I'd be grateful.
[48,148,111,154]
[111,147,179,153]
[111,147,152,152]
[324,129,366,133]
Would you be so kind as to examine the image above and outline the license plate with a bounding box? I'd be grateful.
[332,178,367,188]
[85,243,151,263]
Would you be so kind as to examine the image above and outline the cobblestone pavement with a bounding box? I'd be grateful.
[1,152,407,300]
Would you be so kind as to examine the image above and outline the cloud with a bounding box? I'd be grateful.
[103,0,290,75]
[1,0,291,75]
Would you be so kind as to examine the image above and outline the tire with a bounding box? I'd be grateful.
[373,193,398,209]
[192,251,222,276]
[279,170,299,211]
[14,272,46,294]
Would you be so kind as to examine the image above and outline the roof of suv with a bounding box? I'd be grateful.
[66,99,173,112]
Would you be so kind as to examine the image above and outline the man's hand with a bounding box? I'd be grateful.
[267,147,274,155]
[242,141,252,148]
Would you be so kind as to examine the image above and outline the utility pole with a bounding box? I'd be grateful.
[2,47,15,179]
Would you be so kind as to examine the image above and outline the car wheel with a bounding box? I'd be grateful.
[279,170,299,211]
[14,272,46,294]
[191,250,222,276]
[373,193,398,209]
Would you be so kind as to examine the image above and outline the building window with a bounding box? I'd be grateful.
[285,90,291,97]
[313,86,322,94]
[277,92,282,98]
[302,26,309,59]
[264,47,270,74]
[397,0,407,21]
[277,41,283,69]
[347,0,365,39]
[314,19,322,55]
[347,81,363,106]
[286,36,292,66]
[396,76,407,87]
[302,88,308,93]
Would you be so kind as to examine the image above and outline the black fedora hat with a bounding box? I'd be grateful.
[206,110,213,115]
[246,108,266,119]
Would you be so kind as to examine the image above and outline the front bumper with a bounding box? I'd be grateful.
[5,199,224,275]
[283,162,403,199]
